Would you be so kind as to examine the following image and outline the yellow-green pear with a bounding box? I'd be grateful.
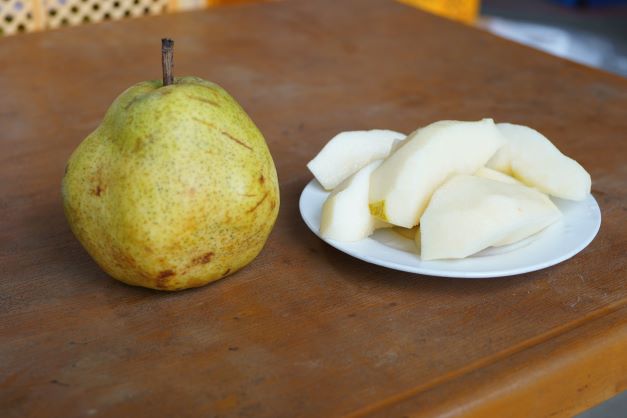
[62,39,279,290]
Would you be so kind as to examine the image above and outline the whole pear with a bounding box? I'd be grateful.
[62,72,279,290]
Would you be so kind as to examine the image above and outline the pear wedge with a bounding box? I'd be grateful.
[320,160,387,241]
[307,129,405,190]
[487,123,591,201]
[420,175,561,260]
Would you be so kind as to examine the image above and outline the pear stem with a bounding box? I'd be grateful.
[161,38,174,86]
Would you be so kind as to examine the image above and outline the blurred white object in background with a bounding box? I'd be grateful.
[479,16,627,76]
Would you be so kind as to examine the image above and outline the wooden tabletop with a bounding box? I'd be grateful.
[1,0,626,417]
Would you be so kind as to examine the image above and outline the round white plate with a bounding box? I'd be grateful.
[299,179,601,278]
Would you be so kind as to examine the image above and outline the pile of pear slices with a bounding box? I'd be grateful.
[307,119,591,260]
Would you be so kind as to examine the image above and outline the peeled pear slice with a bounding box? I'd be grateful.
[307,129,405,190]
[475,167,519,184]
[420,175,561,260]
[369,119,505,228]
[487,123,591,201]
[320,160,388,241]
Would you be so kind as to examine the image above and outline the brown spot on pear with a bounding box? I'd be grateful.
[190,252,214,266]
[187,94,220,107]
[156,270,175,289]
[247,192,268,213]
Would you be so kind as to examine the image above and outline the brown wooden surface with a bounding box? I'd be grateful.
[1,0,626,417]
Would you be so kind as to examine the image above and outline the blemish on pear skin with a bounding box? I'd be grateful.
[124,96,142,110]
[221,131,252,151]
[157,270,175,278]
[133,134,157,153]
[191,116,251,151]
[133,137,143,153]
[195,83,221,96]
[192,117,216,130]
[222,268,231,276]
[111,247,136,269]
[187,95,220,107]
[259,175,265,184]
[156,270,175,288]
[92,184,105,196]
[247,192,268,213]
[191,252,214,266]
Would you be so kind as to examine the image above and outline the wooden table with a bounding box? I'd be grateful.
[1,0,626,417]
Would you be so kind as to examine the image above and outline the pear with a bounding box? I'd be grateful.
[307,129,405,190]
[62,39,279,290]
[419,175,561,260]
[487,123,591,201]
[369,119,505,228]
[320,160,388,241]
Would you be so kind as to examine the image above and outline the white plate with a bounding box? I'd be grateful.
[299,179,601,278]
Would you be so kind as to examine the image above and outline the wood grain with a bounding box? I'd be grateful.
[1,0,626,417]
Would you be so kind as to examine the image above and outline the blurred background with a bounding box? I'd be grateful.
[406,0,627,77]
[1,0,626,77]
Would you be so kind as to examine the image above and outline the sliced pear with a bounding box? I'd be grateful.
[320,160,388,241]
[307,129,405,190]
[369,119,505,228]
[420,175,561,260]
[475,167,519,184]
[487,123,591,201]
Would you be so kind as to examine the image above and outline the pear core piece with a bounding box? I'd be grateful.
[62,77,279,291]
[419,175,561,260]
[369,119,505,228]
[320,160,384,241]
[487,123,591,201]
[307,129,405,190]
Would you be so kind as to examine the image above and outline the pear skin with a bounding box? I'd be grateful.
[62,76,279,290]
